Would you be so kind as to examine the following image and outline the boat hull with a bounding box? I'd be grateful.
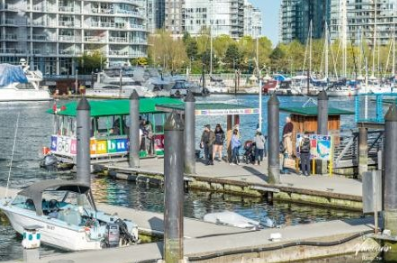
[0,89,51,102]
[1,208,101,251]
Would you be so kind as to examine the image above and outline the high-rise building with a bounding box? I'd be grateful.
[243,0,262,37]
[164,0,184,35]
[181,0,246,39]
[329,0,397,46]
[279,0,329,44]
[0,0,147,75]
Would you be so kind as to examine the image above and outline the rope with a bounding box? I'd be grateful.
[5,112,20,198]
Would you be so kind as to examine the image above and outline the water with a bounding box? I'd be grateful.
[0,96,369,262]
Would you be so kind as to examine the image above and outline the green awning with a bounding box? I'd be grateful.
[280,106,354,116]
[47,97,183,117]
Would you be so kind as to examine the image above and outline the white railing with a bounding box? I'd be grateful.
[109,50,129,56]
[59,21,74,27]
[59,6,74,12]
[59,35,75,41]
[3,34,17,40]
[4,48,26,54]
[109,37,128,43]
[84,36,106,42]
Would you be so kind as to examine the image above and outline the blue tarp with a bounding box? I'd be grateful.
[0,64,28,87]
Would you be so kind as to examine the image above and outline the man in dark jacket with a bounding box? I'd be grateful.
[201,124,215,165]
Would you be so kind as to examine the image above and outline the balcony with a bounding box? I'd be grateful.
[109,50,129,56]
[59,6,74,12]
[2,4,20,11]
[58,35,75,42]
[109,36,128,43]
[59,49,76,55]
[28,34,50,41]
[59,21,75,27]
[2,18,16,25]
[3,48,27,54]
[2,34,18,40]
[84,36,106,43]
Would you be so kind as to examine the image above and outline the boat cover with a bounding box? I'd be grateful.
[18,180,90,216]
[0,64,28,87]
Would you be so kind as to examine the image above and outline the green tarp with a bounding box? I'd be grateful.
[280,106,354,116]
[47,98,184,117]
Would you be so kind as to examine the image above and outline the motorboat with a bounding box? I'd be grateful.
[0,180,139,251]
[203,211,275,230]
[170,80,210,97]
[206,77,228,94]
[0,60,51,102]
[87,67,154,98]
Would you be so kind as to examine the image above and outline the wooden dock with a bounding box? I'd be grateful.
[0,186,377,263]
[99,158,363,210]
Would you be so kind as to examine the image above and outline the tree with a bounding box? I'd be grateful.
[269,45,287,72]
[130,57,148,66]
[76,51,106,74]
[186,39,199,60]
[224,43,242,69]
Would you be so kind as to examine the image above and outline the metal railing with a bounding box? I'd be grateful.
[355,93,397,124]
[333,130,384,169]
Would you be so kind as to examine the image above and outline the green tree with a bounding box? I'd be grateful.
[76,51,106,74]
[130,57,148,66]
[224,43,242,69]
[269,44,287,72]
[186,39,199,60]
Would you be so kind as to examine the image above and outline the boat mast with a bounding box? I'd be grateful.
[325,21,329,81]
[309,20,312,80]
[209,1,213,76]
[372,0,377,78]
[256,34,262,131]
[341,0,347,78]
[393,28,396,77]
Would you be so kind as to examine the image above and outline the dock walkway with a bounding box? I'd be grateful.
[102,158,363,210]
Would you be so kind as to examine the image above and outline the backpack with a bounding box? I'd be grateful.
[300,138,310,153]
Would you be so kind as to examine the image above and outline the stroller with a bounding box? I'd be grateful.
[242,140,256,164]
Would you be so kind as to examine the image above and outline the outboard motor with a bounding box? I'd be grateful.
[105,219,120,248]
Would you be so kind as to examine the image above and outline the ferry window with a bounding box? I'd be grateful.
[153,114,164,134]
[96,117,111,135]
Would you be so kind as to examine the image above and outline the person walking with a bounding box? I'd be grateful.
[299,133,311,176]
[213,124,225,162]
[253,129,266,165]
[282,116,294,157]
[144,120,154,155]
[230,129,241,165]
[200,124,215,165]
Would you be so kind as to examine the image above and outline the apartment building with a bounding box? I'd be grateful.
[279,0,329,44]
[181,0,245,39]
[329,0,397,46]
[0,0,147,75]
[243,0,262,37]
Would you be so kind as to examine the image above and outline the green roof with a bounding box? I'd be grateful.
[47,97,183,117]
[157,103,257,111]
[280,106,354,116]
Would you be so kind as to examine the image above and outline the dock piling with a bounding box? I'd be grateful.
[317,90,329,174]
[129,90,140,168]
[383,104,397,261]
[184,91,196,174]
[267,93,280,184]
[76,97,91,185]
[164,111,185,263]
[358,127,368,180]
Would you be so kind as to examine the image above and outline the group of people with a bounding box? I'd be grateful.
[281,116,311,176]
[200,124,267,166]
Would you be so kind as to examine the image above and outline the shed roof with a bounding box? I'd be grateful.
[280,106,354,116]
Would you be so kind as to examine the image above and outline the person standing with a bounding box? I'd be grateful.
[254,129,266,165]
[299,133,311,176]
[213,124,225,162]
[145,120,154,155]
[201,124,215,165]
[282,116,294,157]
[230,129,241,165]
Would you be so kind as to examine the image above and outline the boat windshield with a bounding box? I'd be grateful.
[15,82,35,89]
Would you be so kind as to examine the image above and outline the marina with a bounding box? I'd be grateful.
[0,92,396,262]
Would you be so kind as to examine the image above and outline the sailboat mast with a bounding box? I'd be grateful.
[372,0,377,78]
[325,21,329,80]
[309,21,312,79]
[341,0,347,78]
[393,28,396,76]
[209,1,213,76]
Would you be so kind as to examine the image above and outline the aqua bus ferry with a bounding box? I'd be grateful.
[44,97,183,166]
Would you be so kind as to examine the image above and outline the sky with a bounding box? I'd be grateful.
[250,0,280,46]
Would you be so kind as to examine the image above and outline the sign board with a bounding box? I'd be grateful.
[50,135,164,157]
[296,134,333,161]
[362,170,382,214]
[195,108,259,116]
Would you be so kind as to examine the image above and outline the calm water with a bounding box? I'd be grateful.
[0,95,374,262]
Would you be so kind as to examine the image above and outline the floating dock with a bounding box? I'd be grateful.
[0,186,376,263]
[98,158,363,210]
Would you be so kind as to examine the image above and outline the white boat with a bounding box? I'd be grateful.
[203,211,275,230]
[87,68,154,98]
[0,61,51,102]
[0,180,139,251]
